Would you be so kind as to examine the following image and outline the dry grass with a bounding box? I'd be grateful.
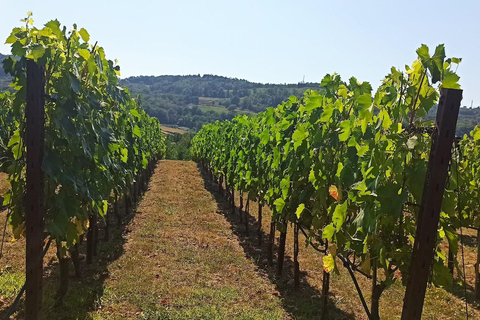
[223,178,480,319]
[161,125,187,135]
[0,208,58,317]
[91,160,286,319]
[0,173,8,197]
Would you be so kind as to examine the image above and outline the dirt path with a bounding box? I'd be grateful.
[91,160,286,319]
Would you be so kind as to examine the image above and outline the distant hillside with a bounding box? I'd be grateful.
[0,53,10,91]
[1,55,480,134]
[0,53,7,76]
[425,104,480,137]
[121,75,319,130]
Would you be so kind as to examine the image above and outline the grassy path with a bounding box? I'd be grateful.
[91,160,286,319]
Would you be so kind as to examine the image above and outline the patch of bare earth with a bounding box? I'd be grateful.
[0,173,8,198]
[160,125,187,135]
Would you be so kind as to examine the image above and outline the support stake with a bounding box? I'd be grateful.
[25,59,45,320]
[401,88,462,320]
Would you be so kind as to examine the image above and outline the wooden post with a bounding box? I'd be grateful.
[25,59,45,320]
[239,192,243,222]
[71,242,82,278]
[124,192,130,215]
[245,196,249,235]
[55,243,69,305]
[277,222,287,276]
[86,214,96,265]
[231,185,235,215]
[239,193,244,221]
[114,192,121,226]
[321,239,330,320]
[258,202,263,246]
[401,88,462,320]
[476,228,480,300]
[268,221,276,265]
[132,181,137,204]
[294,224,300,288]
[448,247,454,274]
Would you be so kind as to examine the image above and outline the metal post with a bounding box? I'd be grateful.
[401,88,462,320]
[25,59,45,320]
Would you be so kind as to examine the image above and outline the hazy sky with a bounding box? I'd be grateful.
[2,0,479,107]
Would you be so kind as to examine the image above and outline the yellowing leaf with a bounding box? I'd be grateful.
[329,185,338,201]
[73,217,84,234]
[323,254,336,273]
[361,252,371,275]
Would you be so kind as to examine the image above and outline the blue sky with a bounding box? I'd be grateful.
[2,0,479,107]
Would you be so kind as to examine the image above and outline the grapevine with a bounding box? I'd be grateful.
[191,44,462,319]
[0,14,165,300]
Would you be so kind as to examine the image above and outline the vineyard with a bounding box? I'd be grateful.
[0,16,165,318]
[190,44,480,319]
[1,14,480,320]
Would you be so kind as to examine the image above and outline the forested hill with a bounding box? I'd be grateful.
[1,53,480,133]
[0,53,7,77]
[0,54,10,89]
[121,75,319,130]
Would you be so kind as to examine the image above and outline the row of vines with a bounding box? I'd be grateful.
[0,15,166,308]
[190,44,476,319]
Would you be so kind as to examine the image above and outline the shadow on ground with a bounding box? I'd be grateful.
[460,232,478,248]
[197,164,355,320]
[446,230,480,307]
[1,165,156,320]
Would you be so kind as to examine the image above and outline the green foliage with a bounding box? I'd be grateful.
[121,75,319,129]
[164,132,194,160]
[191,44,464,295]
[0,15,165,248]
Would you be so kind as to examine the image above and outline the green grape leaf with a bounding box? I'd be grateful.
[339,120,351,141]
[68,73,81,93]
[78,48,90,60]
[11,41,27,57]
[130,108,141,119]
[377,184,407,218]
[30,44,45,60]
[296,203,305,219]
[336,162,344,178]
[320,104,334,122]
[274,198,285,213]
[120,148,128,163]
[432,260,453,288]
[79,28,90,42]
[292,125,308,150]
[8,130,21,147]
[332,201,348,231]
[305,96,322,111]
[133,125,142,137]
[356,144,369,157]
[472,127,480,141]
[442,71,460,89]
